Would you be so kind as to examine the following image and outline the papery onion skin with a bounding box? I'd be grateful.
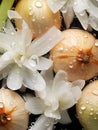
[15,0,61,38]
[0,88,29,130]
[50,29,98,81]
[76,80,98,130]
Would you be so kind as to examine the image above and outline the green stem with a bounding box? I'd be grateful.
[0,0,15,31]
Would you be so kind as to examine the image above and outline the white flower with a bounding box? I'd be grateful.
[0,10,63,91]
[28,115,54,130]
[47,0,98,30]
[25,68,85,130]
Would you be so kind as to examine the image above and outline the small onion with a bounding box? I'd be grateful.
[15,0,61,38]
[76,80,98,130]
[0,88,29,130]
[50,29,98,81]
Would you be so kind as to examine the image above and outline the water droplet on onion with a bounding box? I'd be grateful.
[80,105,86,111]
[35,1,43,8]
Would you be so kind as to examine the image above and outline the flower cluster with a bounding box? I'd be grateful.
[47,0,98,30]
[0,10,63,91]
[0,10,85,130]
[26,69,85,130]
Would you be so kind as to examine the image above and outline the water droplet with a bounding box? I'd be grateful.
[11,42,16,48]
[79,111,82,114]
[29,11,33,16]
[84,35,88,38]
[11,32,15,35]
[7,117,11,121]
[69,63,73,68]
[32,18,36,22]
[92,90,98,96]
[94,117,97,120]
[35,1,43,8]
[29,7,32,10]
[96,112,98,115]
[0,102,4,108]
[74,2,77,5]
[80,11,85,16]
[90,108,94,111]
[86,101,89,104]
[89,112,93,115]
[95,41,98,46]
[42,16,45,19]
[80,105,86,111]
[60,48,64,51]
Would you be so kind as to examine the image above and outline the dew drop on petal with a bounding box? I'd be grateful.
[74,2,77,6]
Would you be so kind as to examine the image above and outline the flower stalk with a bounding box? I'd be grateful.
[0,0,15,31]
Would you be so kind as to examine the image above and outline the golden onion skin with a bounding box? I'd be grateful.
[76,80,98,130]
[0,88,29,130]
[15,0,61,38]
[50,29,98,81]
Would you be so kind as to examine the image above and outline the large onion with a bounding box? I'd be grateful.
[0,88,29,130]
[50,29,98,81]
[76,80,98,130]
[15,0,61,38]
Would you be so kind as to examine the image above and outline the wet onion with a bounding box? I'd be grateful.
[50,29,98,81]
[15,0,61,38]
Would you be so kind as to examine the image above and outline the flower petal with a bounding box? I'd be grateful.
[59,110,72,124]
[36,57,53,70]
[25,97,45,114]
[59,91,76,110]
[4,19,16,34]
[29,115,54,130]
[89,15,98,31]
[74,11,88,30]
[7,66,23,90]
[41,67,54,87]
[47,0,67,13]
[52,70,68,89]
[72,80,85,89]
[0,65,12,80]
[71,86,82,101]
[61,0,74,28]
[28,26,64,57]
[55,84,76,110]
[8,10,22,19]
[0,52,14,71]
[45,108,60,119]
[23,69,46,91]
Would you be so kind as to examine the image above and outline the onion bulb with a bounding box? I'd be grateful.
[50,29,98,81]
[76,80,98,130]
[0,88,29,130]
[15,0,61,38]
